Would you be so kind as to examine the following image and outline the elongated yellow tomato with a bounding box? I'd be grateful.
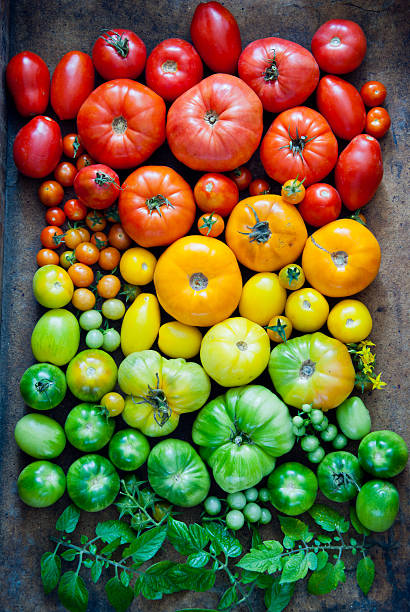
[239,273,286,326]
[120,293,160,356]
[327,299,372,343]
[158,321,202,359]
[33,264,74,308]
[120,247,157,286]
[200,317,271,387]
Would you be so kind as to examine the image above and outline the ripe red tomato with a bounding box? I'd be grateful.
[311,19,367,74]
[51,51,94,120]
[40,226,64,249]
[298,184,342,227]
[92,29,146,80]
[62,134,84,159]
[90,232,109,249]
[194,174,239,217]
[107,224,132,250]
[365,107,391,139]
[197,212,224,237]
[13,116,62,178]
[99,247,121,270]
[76,153,95,170]
[77,79,166,170]
[38,180,64,207]
[64,199,87,221]
[238,38,319,113]
[85,210,107,232]
[6,51,49,116]
[45,207,66,226]
[360,81,387,107]
[316,75,366,141]
[190,1,241,74]
[54,162,77,187]
[335,134,383,211]
[228,166,252,191]
[260,106,338,187]
[74,164,121,210]
[249,179,271,196]
[145,38,203,102]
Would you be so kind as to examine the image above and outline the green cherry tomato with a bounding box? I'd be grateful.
[358,431,408,478]
[67,454,120,512]
[17,461,66,508]
[66,349,117,402]
[320,424,338,442]
[302,403,312,413]
[20,363,67,410]
[226,509,245,531]
[312,415,329,431]
[227,492,247,510]
[258,487,270,503]
[108,429,150,471]
[245,487,259,502]
[102,328,121,352]
[317,452,363,502]
[65,403,115,452]
[204,496,222,516]
[86,329,104,349]
[268,462,318,516]
[244,502,262,523]
[292,415,304,427]
[356,480,399,532]
[15,414,66,459]
[310,409,324,425]
[301,435,319,452]
[102,298,125,320]
[79,309,103,331]
[260,508,272,525]
[336,396,371,440]
[307,447,325,464]
[333,434,348,449]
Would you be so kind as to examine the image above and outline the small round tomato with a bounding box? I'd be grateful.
[17,461,66,508]
[104,204,120,224]
[102,298,125,320]
[102,328,121,352]
[336,396,371,441]
[99,246,121,271]
[54,161,77,187]
[108,223,132,250]
[311,19,367,74]
[86,209,107,231]
[92,29,146,80]
[101,392,125,416]
[360,81,387,107]
[76,153,94,170]
[358,431,408,478]
[268,462,318,516]
[65,403,115,452]
[59,250,76,269]
[356,480,399,532]
[365,107,391,139]
[158,321,203,359]
[239,272,286,326]
[266,315,293,343]
[120,247,157,285]
[38,180,64,207]
[37,248,59,267]
[108,429,150,471]
[281,177,306,205]
[75,241,100,265]
[74,164,121,210]
[278,264,305,291]
[64,198,87,221]
[229,166,252,191]
[20,362,67,410]
[45,207,66,226]
[64,228,83,250]
[317,451,363,502]
[33,264,74,308]
[249,178,271,196]
[197,212,224,237]
[97,274,121,298]
[194,173,239,217]
[67,454,120,512]
[66,349,117,402]
[40,226,64,250]
[76,227,91,242]
[79,310,103,330]
[327,299,372,343]
[68,263,94,287]
[72,287,96,311]
[63,133,84,159]
[298,183,342,228]
[285,288,329,332]
[90,232,108,250]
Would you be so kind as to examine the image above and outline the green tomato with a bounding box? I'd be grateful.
[19,363,66,410]
[317,452,363,503]
[310,409,324,425]
[67,454,120,512]
[301,435,319,452]
[245,487,259,502]
[268,462,318,516]
[102,298,125,320]
[333,434,348,449]
[17,461,66,508]
[65,403,115,452]
[86,329,104,349]
[258,488,270,503]
[301,403,312,413]
[226,510,245,531]
[292,415,304,427]
[204,496,222,516]
[260,508,272,524]
[356,480,399,532]
[32,264,73,308]
[66,349,117,402]
[227,492,247,510]
[358,431,408,478]
[79,310,103,331]
[108,429,150,471]
[15,414,66,459]
[293,424,306,437]
[244,502,261,523]
[312,416,328,432]
[102,328,121,352]
[336,396,371,440]
[307,447,325,464]
[31,308,80,366]
[147,439,210,507]
[320,424,338,442]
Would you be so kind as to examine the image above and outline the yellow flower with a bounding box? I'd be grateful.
[358,346,375,366]
[362,363,374,375]
[369,372,387,390]
[359,340,376,348]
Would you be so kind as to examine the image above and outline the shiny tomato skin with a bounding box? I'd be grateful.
[64,199,87,221]
[298,183,342,227]
[249,179,271,196]
[38,180,64,207]
[6,51,50,116]
[74,164,120,210]
[146,38,203,102]
[228,166,252,191]
[335,134,383,211]
[37,249,60,267]
[194,173,239,217]
[311,19,367,74]
[45,207,66,226]
[13,116,62,178]
[316,76,366,141]
[360,81,387,107]
[40,226,64,250]
[54,161,77,187]
[51,51,94,120]
[92,29,146,80]
[190,1,241,74]
[62,133,84,159]
[198,212,224,237]
[365,107,391,139]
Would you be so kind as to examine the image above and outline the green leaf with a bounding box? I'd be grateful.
[61,549,77,561]
[122,525,167,563]
[167,517,193,554]
[41,552,61,594]
[58,571,88,612]
[218,585,238,610]
[240,569,260,584]
[96,520,135,544]
[56,505,81,533]
[176,609,219,612]
[187,551,210,568]
[100,537,122,555]
[307,560,346,595]
[356,556,375,596]
[120,570,130,588]
[280,551,309,583]
[308,504,349,533]
[307,551,317,571]
[350,506,371,536]
[316,550,328,571]
[282,535,295,549]
[167,564,216,592]
[278,516,310,541]
[252,526,262,548]
[105,576,134,612]
[91,559,103,583]
[83,558,93,569]
[317,535,332,544]
[205,522,242,557]
[236,541,283,573]
[265,577,295,612]
[189,523,210,551]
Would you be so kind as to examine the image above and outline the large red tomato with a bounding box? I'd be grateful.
[13,116,62,178]
[77,79,166,170]
[6,51,49,116]
[311,19,367,74]
[118,166,196,247]
[316,76,366,141]
[92,29,146,80]
[260,107,338,187]
[51,51,95,120]
[238,38,319,113]
[166,74,263,172]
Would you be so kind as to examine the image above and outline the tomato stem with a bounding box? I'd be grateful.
[238,206,272,243]
[263,49,279,81]
[145,194,174,216]
[199,212,218,236]
[279,125,318,164]
[94,172,122,189]
[100,29,129,58]
[132,373,172,427]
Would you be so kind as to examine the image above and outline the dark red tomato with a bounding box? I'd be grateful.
[228,166,252,191]
[145,38,203,102]
[360,81,387,107]
[6,51,50,116]
[64,199,88,221]
[38,180,64,207]
[54,162,77,187]
[238,38,319,113]
[298,183,342,227]
[335,134,383,211]
[311,19,367,74]
[45,207,66,226]
[13,116,62,178]
[74,164,120,210]
[194,173,239,217]
[316,76,366,141]
[190,1,241,74]
[249,178,271,196]
[62,133,84,159]
[365,107,391,139]
[92,29,146,80]
[40,226,64,249]
[51,51,95,120]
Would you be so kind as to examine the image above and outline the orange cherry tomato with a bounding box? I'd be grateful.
[249,178,271,196]
[228,166,252,191]
[36,248,60,267]
[68,263,94,287]
[38,180,64,207]
[64,198,88,221]
[97,274,121,298]
[54,161,77,187]
[86,209,107,231]
[64,228,84,250]
[194,173,239,217]
[62,133,84,159]
[108,223,133,250]
[76,227,91,242]
[71,287,96,310]
[99,247,121,271]
[76,153,95,170]
[45,207,66,226]
[40,226,65,249]
[365,107,391,139]
[90,232,109,249]
[75,241,100,265]
[281,177,306,205]
[360,81,387,107]
[197,212,225,237]
[266,315,293,343]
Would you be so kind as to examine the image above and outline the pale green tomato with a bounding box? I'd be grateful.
[102,298,125,320]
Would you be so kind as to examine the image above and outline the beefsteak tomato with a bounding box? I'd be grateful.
[13,116,62,178]
[311,19,367,74]
[51,51,94,120]
[6,51,49,116]
[316,75,366,140]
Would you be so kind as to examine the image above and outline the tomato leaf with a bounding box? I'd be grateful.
[58,571,88,612]
[350,506,371,536]
[41,552,61,594]
[356,556,375,596]
[168,517,209,555]
[90,559,103,584]
[122,525,167,563]
[205,522,242,557]
[105,576,134,612]
[187,551,211,568]
[307,560,346,595]
[308,504,349,533]
[307,551,318,571]
[100,537,122,556]
[280,551,309,583]
[277,515,310,541]
[316,550,328,571]
[236,541,283,573]
[218,585,238,610]
[55,505,81,533]
[264,577,295,612]
[95,520,136,544]
[61,549,77,561]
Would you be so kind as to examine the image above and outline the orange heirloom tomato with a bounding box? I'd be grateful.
[225,195,307,272]
[197,212,224,237]
[154,235,242,327]
[302,219,381,297]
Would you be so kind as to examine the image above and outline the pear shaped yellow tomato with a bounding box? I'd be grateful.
[120,293,160,356]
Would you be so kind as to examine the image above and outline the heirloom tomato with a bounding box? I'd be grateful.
[66,349,117,402]
[239,273,286,326]
[65,403,115,452]
[360,81,387,107]
[13,116,62,178]
[67,455,120,512]
[365,107,391,139]
[15,414,66,460]
[268,332,355,410]
[316,75,366,140]
[298,183,341,227]
[266,315,293,343]
[20,362,66,411]
[6,51,49,116]
[101,391,125,417]
[108,429,150,471]
[194,173,239,217]
[74,164,120,210]
[358,431,408,478]
[17,461,66,508]
[154,236,242,327]
[317,452,363,503]
[268,462,317,515]
[281,178,305,205]
[32,264,74,308]
[311,19,366,74]
[285,288,329,333]
[31,309,80,366]
[120,293,160,356]
[356,480,399,532]
[327,299,372,343]
[166,74,263,172]
[336,396,371,440]
[77,79,166,169]
[158,321,202,359]
[192,385,294,493]
[279,264,305,291]
[92,29,146,80]
[51,51,94,120]
[225,195,307,272]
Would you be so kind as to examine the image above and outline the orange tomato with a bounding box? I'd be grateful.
[72,288,96,310]
[225,195,308,272]
[68,263,94,287]
[197,212,225,237]
[36,248,60,267]
[75,241,100,265]
[97,275,121,298]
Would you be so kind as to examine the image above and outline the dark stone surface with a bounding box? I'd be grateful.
[0,1,408,610]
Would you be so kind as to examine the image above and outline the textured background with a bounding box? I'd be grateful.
[0,0,409,610]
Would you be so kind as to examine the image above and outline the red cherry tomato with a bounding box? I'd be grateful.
[13,116,62,178]
[40,226,65,249]
[74,164,121,210]
[92,29,146,80]
[54,162,77,187]
[64,199,88,221]
[311,19,367,74]
[38,180,64,207]
[51,51,94,120]
[45,207,66,226]
[6,51,50,116]
[316,76,366,141]
[62,133,84,159]
[298,184,342,227]
[360,81,387,107]
[228,166,252,191]
[76,153,95,170]
[249,179,271,196]
[194,173,239,217]
[365,107,391,139]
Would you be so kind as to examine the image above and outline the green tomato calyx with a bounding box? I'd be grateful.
[145,194,175,216]
[239,206,272,243]
[333,471,361,492]
[231,430,253,447]
[132,373,172,427]
[263,49,279,81]
[35,378,54,395]
[300,359,316,379]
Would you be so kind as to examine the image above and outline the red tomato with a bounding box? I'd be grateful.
[167,74,263,172]
[249,179,271,196]
[92,29,146,80]
[62,134,84,159]
[238,38,319,113]
[198,212,225,237]
[335,134,383,211]
[298,184,342,227]
[38,180,64,207]
[260,106,338,187]
[360,81,387,107]
[54,162,77,187]
[119,165,196,247]
[228,166,252,191]
[6,51,49,116]
[64,199,88,221]
[194,174,239,217]
[76,153,95,170]
[190,1,241,74]
[365,107,391,139]
[74,164,121,210]
[316,75,366,141]
[51,51,95,120]
[77,79,166,170]
[311,19,367,74]
[45,207,66,226]
[40,226,64,249]
[145,38,203,102]
[13,116,62,178]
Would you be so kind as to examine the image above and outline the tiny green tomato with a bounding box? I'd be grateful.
[301,435,320,452]
[79,310,103,331]
[259,508,272,525]
[244,502,262,523]
[321,424,338,442]
[227,492,247,510]
[244,487,259,502]
[307,446,326,463]
[258,487,270,503]
[310,409,324,425]
[333,434,348,449]
[292,415,304,427]
[313,416,329,431]
[85,329,104,349]
[226,509,245,531]
[102,298,125,320]
[204,496,222,516]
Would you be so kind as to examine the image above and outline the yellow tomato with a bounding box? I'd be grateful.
[101,392,125,416]
[158,321,203,359]
[239,272,286,326]
[266,315,293,343]
[285,288,329,332]
[120,247,157,286]
[327,299,373,343]
[120,293,161,356]
[278,264,305,291]
[32,264,74,308]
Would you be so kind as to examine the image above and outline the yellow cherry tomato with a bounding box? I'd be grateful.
[239,272,287,326]
[158,321,202,359]
[278,264,305,291]
[327,299,373,343]
[101,392,125,416]
[121,293,161,356]
[266,315,293,343]
[120,247,157,286]
[285,288,329,332]
[281,177,306,205]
